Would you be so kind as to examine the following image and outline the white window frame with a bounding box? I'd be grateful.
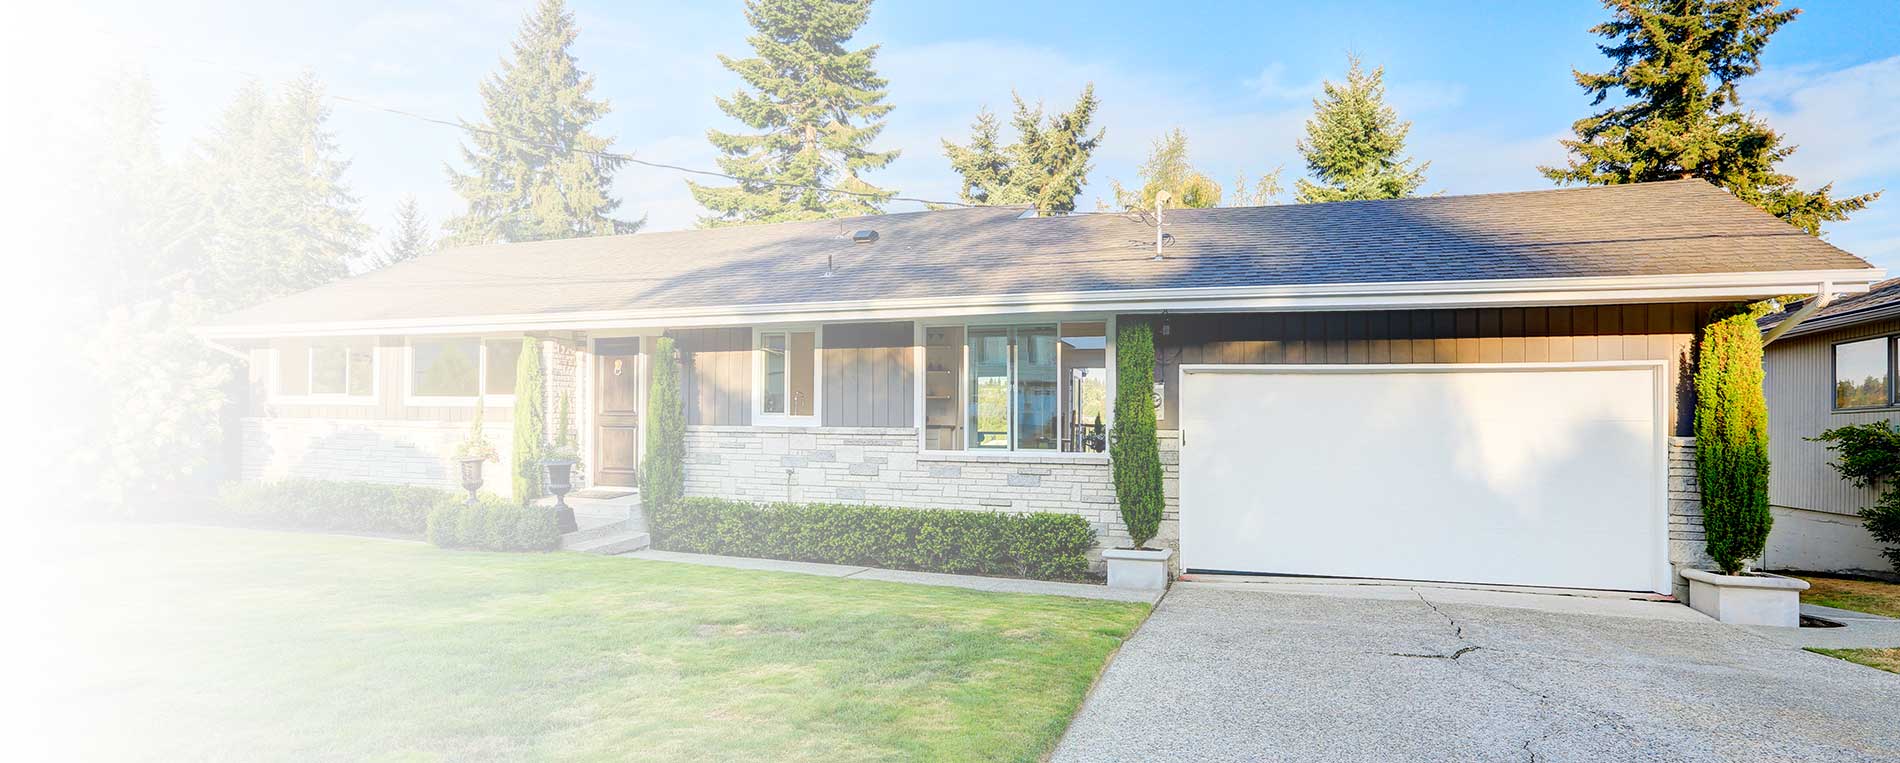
[268,340,379,404]
[403,335,523,407]
[752,326,821,426]
[915,316,1114,458]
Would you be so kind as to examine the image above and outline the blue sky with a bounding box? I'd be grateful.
[49,0,1900,269]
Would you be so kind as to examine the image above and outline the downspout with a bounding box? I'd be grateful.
[1761,282,1835,346]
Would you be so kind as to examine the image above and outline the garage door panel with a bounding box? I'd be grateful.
[1180,364,1665,592]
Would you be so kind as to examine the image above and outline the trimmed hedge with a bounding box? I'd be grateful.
[426,495,561,552]
[212,480,455,536]
[649,498,1098,581]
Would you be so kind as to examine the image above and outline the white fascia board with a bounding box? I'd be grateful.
[197,268,1884,339]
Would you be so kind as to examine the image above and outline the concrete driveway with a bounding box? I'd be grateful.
[1054,580,1900,762]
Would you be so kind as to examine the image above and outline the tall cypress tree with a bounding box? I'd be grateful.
[445,0,641,245]
[190,73,369,311]
[512,337,545,503]
[942,85,1103,215]
[1294,56,1428,204]
[1542,0,1878,235]
[690,0,899,226]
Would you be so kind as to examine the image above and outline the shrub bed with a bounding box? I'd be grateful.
[649,498,1098,581]
[212,480,455,537]
[425,496,561,552]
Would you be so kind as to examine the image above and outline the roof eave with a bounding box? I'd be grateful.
[197,268,1885,340]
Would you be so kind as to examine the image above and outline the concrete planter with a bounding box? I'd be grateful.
[1681,568,1809,627]
[1103,548,1172,590]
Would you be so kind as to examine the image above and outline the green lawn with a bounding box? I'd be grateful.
[1796,574,1900,619]
[53,525,1149,762]
[1805,648,1900,674]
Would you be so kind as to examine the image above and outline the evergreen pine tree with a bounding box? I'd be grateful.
[370,195,432,269]
[942,86,1103,215]
[1294,56,1428,204]
[189,73,369,311]
[445,0,641,245]
[690,0,899,226]
[1109,128,1222,210]
[1542,0,1877,235]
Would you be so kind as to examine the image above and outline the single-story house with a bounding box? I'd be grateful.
[199,179,1882,597]
[1758,278,1900,577]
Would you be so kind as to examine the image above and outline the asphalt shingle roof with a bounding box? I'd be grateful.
[211,179,1874,329]
[1760,277,1900,339]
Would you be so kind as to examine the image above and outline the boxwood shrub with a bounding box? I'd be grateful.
[425,495,561,552]
[212,479,455,537]
[648,498,1098,581]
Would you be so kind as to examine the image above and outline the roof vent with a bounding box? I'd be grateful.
[852,229,879,244]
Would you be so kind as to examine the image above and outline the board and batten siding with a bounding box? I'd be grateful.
[674,327,753,427]
[1764,316,1900,517]
[1147,304,1724,437]
[821,322,915,428]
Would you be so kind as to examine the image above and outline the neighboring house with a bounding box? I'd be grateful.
[1758,279,1900,577]
[199,179,1882,597]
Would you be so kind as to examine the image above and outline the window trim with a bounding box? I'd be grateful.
[752,326,821,426]
[916,317,1113,457]
[1831,334,1898,412]
[402,335,524,407]
[268,340,379,404]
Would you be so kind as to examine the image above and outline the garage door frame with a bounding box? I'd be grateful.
[1177,360,1672,594]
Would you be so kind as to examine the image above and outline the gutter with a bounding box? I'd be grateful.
[1761,282,1836,346]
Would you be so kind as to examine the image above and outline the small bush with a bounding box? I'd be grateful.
[649,498,1098,581]
[425,495,560,552]
[1813,421,1900,573]
[212,480,454,537]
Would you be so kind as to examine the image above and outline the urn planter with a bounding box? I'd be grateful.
[1103,547,1172,590]
[455,456,487,506]
[543,458,579,533]
[1681,568,1809,627]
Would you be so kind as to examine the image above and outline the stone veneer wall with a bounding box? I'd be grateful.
[681,426,1132,561]
[1667,437,1711,600]
[543,334,587,488]
[240,417,516,499]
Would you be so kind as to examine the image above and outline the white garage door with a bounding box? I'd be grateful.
[1179,362,1669,593]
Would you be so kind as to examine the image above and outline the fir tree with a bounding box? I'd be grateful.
[1542,0,1878,235]
[1294,56,1428,204]
[942,85,1103,215]
[370,195,432,269]
[189,73,369,311]
[445,0,641,245]
[1109,128,1222,210]
[690,0,899,226]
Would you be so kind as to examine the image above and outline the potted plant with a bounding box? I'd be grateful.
[1682,305,1806,626]
[455,402,499,506]
[1104,320,1171,589]
[542,392,580,533]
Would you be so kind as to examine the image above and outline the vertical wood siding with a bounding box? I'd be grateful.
[821,322,915,427]
[1147,304,1721,437]
[1764,317,1900,516]
[674,327,753,426]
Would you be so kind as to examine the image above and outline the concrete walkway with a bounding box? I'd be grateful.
[1054,580,1900,763]
[616,548,1163,603]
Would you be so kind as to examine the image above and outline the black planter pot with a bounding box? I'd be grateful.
[455,456,486,506]
[543,459,578,533]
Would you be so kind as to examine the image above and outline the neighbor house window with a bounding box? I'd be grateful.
[926,321,1109,454]
[406,337,526,402]
[275,339,374,399]
[1834,336,1892,409]
[756,329,817,422]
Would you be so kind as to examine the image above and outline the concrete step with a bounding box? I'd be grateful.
[560,518,632,547]
[566,531,650,555]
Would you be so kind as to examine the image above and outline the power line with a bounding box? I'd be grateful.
[326,94,975,209]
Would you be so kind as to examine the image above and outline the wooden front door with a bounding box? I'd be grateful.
[594,338,642,486]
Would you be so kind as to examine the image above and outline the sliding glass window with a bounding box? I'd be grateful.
[935,322,1107,454]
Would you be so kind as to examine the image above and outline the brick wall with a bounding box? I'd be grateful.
[681,426,1130,562]
[240,417,516,500]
